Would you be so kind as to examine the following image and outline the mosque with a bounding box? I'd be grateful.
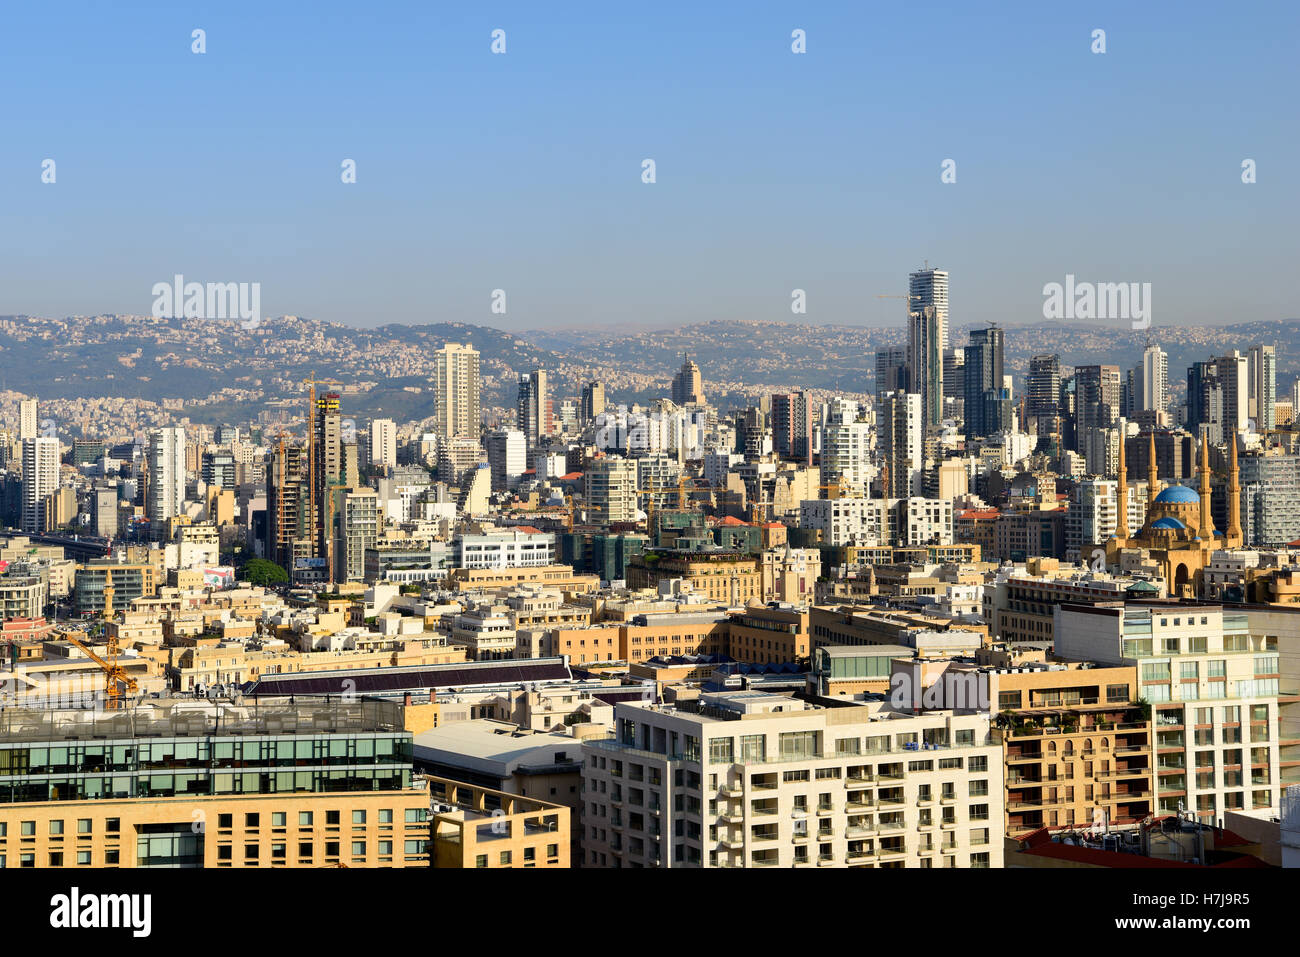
[1106,429,1242,597]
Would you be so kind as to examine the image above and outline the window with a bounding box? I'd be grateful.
[299,812,313,827]
[379,841,393,857]
[245,813,260,828]
[105,850,119,865]
[106,818,120,834]
[245,844,259,861]
[968,755,988,773]
[352,842,366,857]
[272,844,286,860]
[49,820,64,836]
[740,735,766,762]
[326,811,340,826]
[77,851,91,866]
[218,814,233,830]
[499,850,512,866]
[379,809,393,825]
[352,810,367,825]
[475,854,488,868]
[272,812,286,828]
[709,738,734,764]
[298,842,313,859]
[77,819,92,835]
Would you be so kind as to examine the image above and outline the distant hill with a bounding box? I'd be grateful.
[2,313,1297,430]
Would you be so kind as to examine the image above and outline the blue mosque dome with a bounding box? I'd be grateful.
[1153,484,1200,505]
[1150,516,1187,531]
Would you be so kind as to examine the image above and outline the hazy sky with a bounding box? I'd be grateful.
[1,1,1295,332]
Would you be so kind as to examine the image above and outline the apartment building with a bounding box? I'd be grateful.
[428,776,569,868]
[982,565,1164,645]
[580,694,1003,868]
[1054,601,1280,823]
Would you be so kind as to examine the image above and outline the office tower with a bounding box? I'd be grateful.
[671,357,706,406]
[517,370,551,447]
[770,392,813,464]
[201,451,237,490]
[942,348,965,400]
[1141,343,1168,412]
[1186,359,1216,435]
[18,398,38,442]
[1249,344,1277,430]
[580,381,606,424]
[908,304,944,429]
[334,487,378,583]
[1027,354,1061,431]
[433,343,482,442]
[874,348,908,403]
[20,436,59,533]
[584,456,638,525]
[146,427,186,524]
[877,391,922,498]
[91,486,119,539]
[1216,351,1249,432]
[908,266,949,352]
[1074,365,1122,441]
[964,325,1004,440]
[369,418,397,469]
[484,429,527,492]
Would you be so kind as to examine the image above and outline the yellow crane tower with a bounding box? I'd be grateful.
[63,631,138,710]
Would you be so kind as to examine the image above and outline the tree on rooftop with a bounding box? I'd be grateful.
[241,558,288,587]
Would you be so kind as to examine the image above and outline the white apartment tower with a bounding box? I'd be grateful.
[146,427,187,524]
[434,343,482,442]
[1141,343,1168,412]
[368,418,397,469]
[18,398,38,442]
[21,436,59,533]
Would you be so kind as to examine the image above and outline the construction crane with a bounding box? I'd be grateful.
[63,632,138,710]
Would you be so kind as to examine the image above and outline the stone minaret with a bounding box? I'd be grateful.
[1198,434,1214,538]
[1147,431,1159,508]
[1226,429,1242,547]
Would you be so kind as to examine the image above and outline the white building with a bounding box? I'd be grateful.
[146,426,186,523]
[581,693,1002,868]
[21,436,60,533]
[456,528,556,569]
[368,418,397,468]
[799,497,890,546]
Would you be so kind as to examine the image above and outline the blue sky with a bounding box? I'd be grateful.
[0,1,1295,332]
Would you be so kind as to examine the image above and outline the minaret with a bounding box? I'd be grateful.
[1146,431,1159,509]
[1198,433,1214,538]
[1227,428,1242,547]
[1115,428,1129,541]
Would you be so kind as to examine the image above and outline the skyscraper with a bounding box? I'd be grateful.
[1140,343,1168,412]
[1217,351,1249,432]
[18,398,38,442]
[908,267,949,352]
[434,343,482,442]
[907,304,944,429]
[878,391,922,498]
[1249,344,1277,430]
[517,370,551,447]
[771,391,813,464]
[580,381,606,424]
[671,357,705,406]
[21,436,59,533]
[1074,365,1122,442]
[1027,354,1061,429]
[368,418,397,469]
[964,325,1005,440]
[874,348,908,404]
[146,427,186,524]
